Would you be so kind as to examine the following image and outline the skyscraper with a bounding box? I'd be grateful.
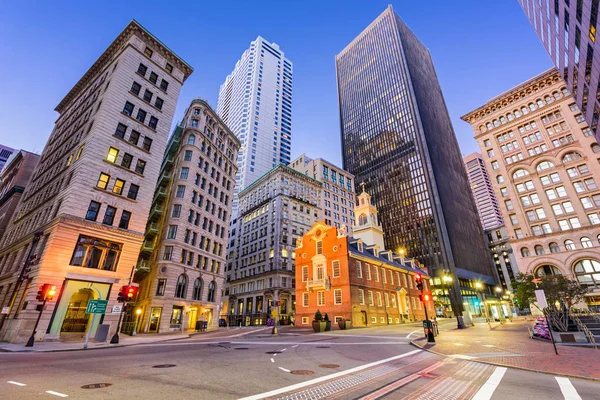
[336,6,496,319]
[0,21,192,343]
[519,0,600,140]
[463,153,504,231]
[0,145,14,172]
[217,37,293,215]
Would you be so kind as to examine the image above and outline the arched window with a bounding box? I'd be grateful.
[562,87,569,96]
[536,161,555,171]
[535,264,562,277]
[497,175,505,184]
[565,239,576,250]
[537,99,544,108]
[512,169,529,179]
[573,259,600,287]
[592,144,600,153]
[507,113,515,121]
[493,119,500,127]
[529,103,537,111]
[359,213,368,225]
[192,278,203,300]
[479,125,486,133]
[500,116,507,124]
[549,242,560,253]
[487,122,493,130]
[535,245,545,255]
[545,95,553,104]
[187,134,196,145]
[515,110,522,118]
[207,281,216,302]
[553,91,561,100]
[521,247,530,257]
[598,234,600,244]
[581,237,593,248]
[175,274,188,298]
[562,152,582,163]
[521,106,529,115]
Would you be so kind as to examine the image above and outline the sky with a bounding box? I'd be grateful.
[0,1,552,167]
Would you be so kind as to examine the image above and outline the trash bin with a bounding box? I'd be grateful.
[94,324,110,342]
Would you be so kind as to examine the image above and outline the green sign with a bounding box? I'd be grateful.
[86,299,108,314]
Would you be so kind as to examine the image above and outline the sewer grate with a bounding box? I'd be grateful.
[266,351,283,354]
[316,346,330,348]
[152,364,176,368]
[235,347,249,350]
[290,370,315,375]
[319,364,340,369]
[81,383,112,389]
[218,342,232,345]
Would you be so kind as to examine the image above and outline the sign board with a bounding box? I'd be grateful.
[1,306,9,314]
[85,299,108,314]
[112,305,123,314]
[535,289,548,309]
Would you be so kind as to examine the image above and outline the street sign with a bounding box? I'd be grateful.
[1,306,9,314]
[85,299,108,314]
[535,289,548,309]
[112,305,123,314]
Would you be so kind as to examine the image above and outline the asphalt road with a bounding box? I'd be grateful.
[1,320,598,399]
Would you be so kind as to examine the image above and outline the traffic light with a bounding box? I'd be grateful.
[126,286,138,302]
[423,293,430,302]
[117,285,138,303]
[117,286,128,303]
[36,284,57,301]
[47,285,57,300]
[415,273,424,291]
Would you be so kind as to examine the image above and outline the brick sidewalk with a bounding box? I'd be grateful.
[412,318,600,380]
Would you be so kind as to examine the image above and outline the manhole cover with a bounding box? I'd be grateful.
[291,370,315,375]
[316,346,330,348]
[81,383,112,389]
[235,347,249,350]
[266,351,283,354]
[319,364,340,368]
[152,364,176,368]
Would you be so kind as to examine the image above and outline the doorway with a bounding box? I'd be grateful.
[61,289,94,333]
[148,307,162,332]
[187,307,198,330]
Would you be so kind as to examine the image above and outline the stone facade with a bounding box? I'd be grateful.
[0,20,192,343]
[224,165,322,326]
[462,69,600,309]
[134,99,239,333]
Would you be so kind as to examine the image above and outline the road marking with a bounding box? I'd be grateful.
[482,344,495,348]
[449,354,474,360]
[238,349,422,400]
[45,391,69,397]
[472,366,507,400]
[7,381,26,386]
[291,345,298,348]
[320,333,411,340]
[278,367,291,373]
[454,343,464,346]
[555,377,582,400]
[406,330,421,338]
[138,340,412,348]
[270,358,275,363]
[226,327,269,338]
[280,348,287,352]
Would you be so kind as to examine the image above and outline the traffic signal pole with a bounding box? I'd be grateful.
[25,297,47,347]
[110,304,125,344]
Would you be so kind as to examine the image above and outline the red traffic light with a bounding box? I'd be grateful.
[423,293,431,302]
[36,284,57,301]
[415,273,422,281]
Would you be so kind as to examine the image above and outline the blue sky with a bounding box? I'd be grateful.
[0,1,551,166]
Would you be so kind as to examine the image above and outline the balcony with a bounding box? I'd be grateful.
[153,187,167,203]
[145,222,159,238]
[306,278,330,291]
[158,170,171,186]
[139,241,154,256]
[148,204,163,221]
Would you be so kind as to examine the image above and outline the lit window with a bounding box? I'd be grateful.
[97,173,110,189]
[106,147,119,163]
[113,179,125,195]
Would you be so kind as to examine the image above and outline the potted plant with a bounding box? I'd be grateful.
[324,313,331,331]
[312,310,326,333]
[338,317,352,330]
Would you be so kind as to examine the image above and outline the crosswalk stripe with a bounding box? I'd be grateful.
[555,377,582,400]
[472,366,507,400]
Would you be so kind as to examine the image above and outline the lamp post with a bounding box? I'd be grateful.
[442,274,464,328]
[495,287,504,322]
[132,308,142,336]
[475,282,488,319]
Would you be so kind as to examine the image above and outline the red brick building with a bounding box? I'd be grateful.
[294,190,433,327]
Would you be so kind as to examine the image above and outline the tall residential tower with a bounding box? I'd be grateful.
[464,153,504,231]
[217,37,293,215]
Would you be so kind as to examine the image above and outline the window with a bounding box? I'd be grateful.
[302,292,309,307]
[521,247,530,257]
[368,290,374,306]
[589,213,600,225]
[160,79,169,91]
[332,260,340,278]
[491,161,499,170]
[581,237,593,248]
[155,97,164,110]
[149,72,158,84]
[358,289,365,305]
[97,173,110,189]
[373,266,379,282]
[149,116,158,130]
[356,261,362,278]
[113,179,125,195]
[142,137,152,151]
[144,47,153,57]
[565,239,576,250]
[143,89,152,103]
[515,228,523,239]
[334,289,342,305]
[180,167,189,179]
[317,291,325,306]
[316,240,323,254]
[123,101,134,116]
[188,134,196,145]
[115,123,127,138]
[103,206,116,225]
[165,63,173,73]
[69,234,122,271]
[167,225,177,239]
[513,169,529,179]
[549,242,560,253]
[574,259,600,287]
[129,130,140,145]
[120,153,133,169]
[377,292,382,306]
[535,245,545,255]
[135,159,146,175]
[136,109,147,123]
[175,274,187,299]
[156,279,166,296]
[131,81,141,95]
[365,264,371,280]
[302,266,308,282]
[85,201,101,221]
[137,63,147,76]
[118,210,131,229]
[536,161,555,171]
[184,150,193,161]
[192,279,203,300]
[126,183,139,200]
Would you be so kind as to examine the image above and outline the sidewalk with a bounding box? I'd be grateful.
[412,318,600,380]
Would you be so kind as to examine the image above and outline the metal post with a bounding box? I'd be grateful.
[424,301,435,344]
[25,298,46,347]
[110,304,125,344]
[544,309,559,355]
[84,313,97,349]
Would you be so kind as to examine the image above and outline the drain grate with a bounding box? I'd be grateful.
[266,351,283,354]
[218,342,232,345]
[291,370,315,375]
[316,346,330,348]
[235,347,249,350]
[319,364,340,369]
[81,383,112,389]
[152,364,176,368]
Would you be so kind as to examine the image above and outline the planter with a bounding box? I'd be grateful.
[337,320,352,330]
[312,321,327,333]
[325,321,331,331]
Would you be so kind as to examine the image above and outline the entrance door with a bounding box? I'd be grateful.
[149,307,162,332]
[61,289,94,333]
[187,308,198,330]
[361,311,367,326]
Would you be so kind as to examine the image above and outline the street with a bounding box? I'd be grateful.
[1,320,598,399]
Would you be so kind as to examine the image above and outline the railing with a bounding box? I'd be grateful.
[573,315,597,349]
[306,278,330,290]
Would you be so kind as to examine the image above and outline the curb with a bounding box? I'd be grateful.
[410,338,600,383]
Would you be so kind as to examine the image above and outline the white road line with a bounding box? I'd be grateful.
[45,391,69,397]
[555,377,582,400]
[226,327,269,338]
[406,330,421,339]
[7,381,26,386]
[270,358,275,363]
[472,366,507,400]
[291,345,298,348]
[278,367,291,373]
[280,348,287,352]
[238,349,422,400]
[137,340,411,347]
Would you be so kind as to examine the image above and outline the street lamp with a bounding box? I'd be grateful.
[475,282,488,319]
[441,274,464,328]
[132,308,142,336]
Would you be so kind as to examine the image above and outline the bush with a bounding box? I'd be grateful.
[324,313,330,322]
[314,310,323,322]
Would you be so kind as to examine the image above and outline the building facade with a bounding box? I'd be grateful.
[217,37,293,214]
[462,69,600,309]
[520,0,600,140]
[0,20,192,343]
[134,99,239,333]
[0,145,14,173]
[294,191,433,327]
[464,153,505,231]
[336,5,496,315]
[0,151,40,241]
[225,165,322,326]
[290,154,355,229]
[484,226,519,292]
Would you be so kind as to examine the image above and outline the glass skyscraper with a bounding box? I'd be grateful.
[336,6,497,316]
